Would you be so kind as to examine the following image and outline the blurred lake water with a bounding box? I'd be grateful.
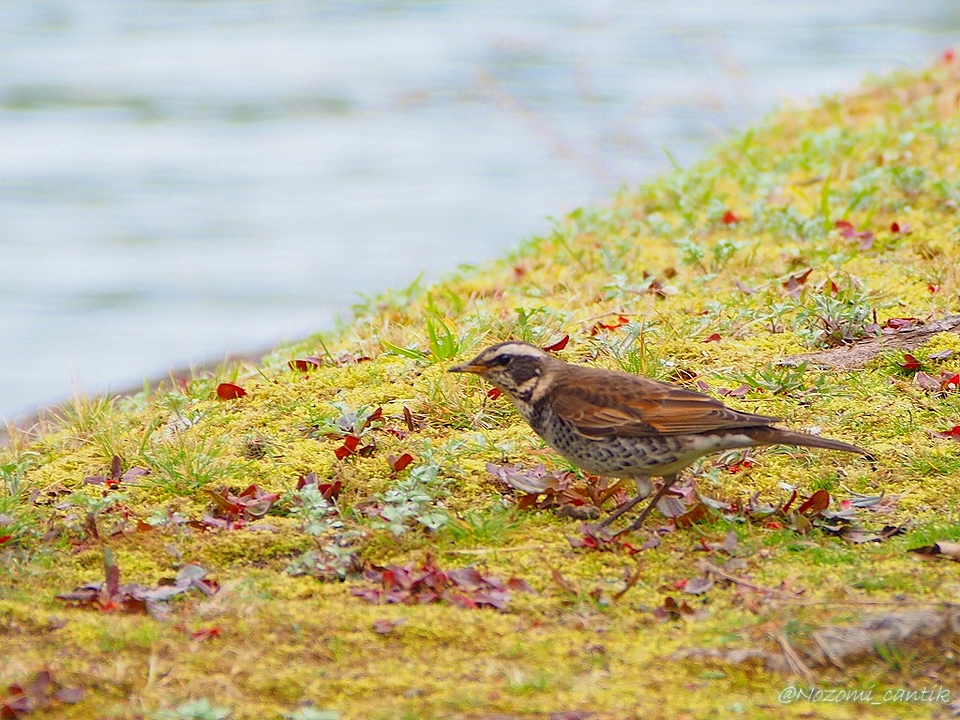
[1,0,958,419]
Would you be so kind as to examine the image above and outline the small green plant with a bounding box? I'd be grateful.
[367,440,462,535]
[593,321,668,379]
[142,434,245,495]
[441,506,519,546]
[733,362,826,396]
[381,296,469,363]
[283,708,340,720]
[0,451,38,497]
[792,275,886,348]
[675,236,748,276]
[64,490,128,540]
[152,698,231,720]
[289,483,341,537]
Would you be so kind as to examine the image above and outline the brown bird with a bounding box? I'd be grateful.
[449,341,871,535]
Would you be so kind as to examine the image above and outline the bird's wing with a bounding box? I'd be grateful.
[550,368,779,437]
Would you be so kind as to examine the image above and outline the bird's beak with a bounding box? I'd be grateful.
[448,360,484,374]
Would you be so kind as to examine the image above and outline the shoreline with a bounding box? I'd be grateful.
[0,347,270,448]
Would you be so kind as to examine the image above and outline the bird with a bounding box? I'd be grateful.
[449,341,871,536]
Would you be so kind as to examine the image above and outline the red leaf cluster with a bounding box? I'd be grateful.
[297,472,342,501]
[205,484,280,524]
[83,455,150,488]
[56,551,218,618]
[351,556,533,610]
[915,370,960,394]
[486,463,623,516]
[1,670,83,718]
[331,407,382,460]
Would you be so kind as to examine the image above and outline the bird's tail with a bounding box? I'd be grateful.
[744,426,874,461]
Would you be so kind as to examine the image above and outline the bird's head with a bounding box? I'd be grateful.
[448,341,553,404]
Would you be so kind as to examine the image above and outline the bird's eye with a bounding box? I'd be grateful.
[494,354,511,366]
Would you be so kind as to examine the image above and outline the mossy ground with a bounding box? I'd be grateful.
[3,54,960,719]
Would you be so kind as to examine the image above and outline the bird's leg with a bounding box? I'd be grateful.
[612,473,680,538]
[595,476,651,531]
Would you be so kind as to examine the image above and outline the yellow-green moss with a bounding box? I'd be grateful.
[3,56,960,720]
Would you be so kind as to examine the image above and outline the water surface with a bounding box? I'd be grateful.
[1,1,957,418]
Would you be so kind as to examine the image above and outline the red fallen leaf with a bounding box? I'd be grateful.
[206,484,279,520]
[297,472,342,501]
[335,435,361,460]
[542,335,570,352]
[822,278,840,296]
[589,315,630,335]
[725,458,753,473]
[373,618,405,634]
[916,371,960,393]
[388,453,414,472]
[900,353,922,372]
[702,333,722,343]
[683,576,714,595]
[550,569,578,595]
[505,577,535,593]
[890,221,901,233]
[84,455,150,487]
[721,210,740,224]
[487,388,502,400]
[296,472,318,490]
[0,535,12,545]
[190,627,221,641]
[354,556,530,610]
[320,481,343,500]
[216,382,247,400]
[782,268,813,298]
[288,356,323,372]
[928,283,941,294]
[653,596,696,621]
[675,502,709,528]
[884,317,922,332]
[797,489,830,516]
[834,219,875,248]
[717,384,750,398]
